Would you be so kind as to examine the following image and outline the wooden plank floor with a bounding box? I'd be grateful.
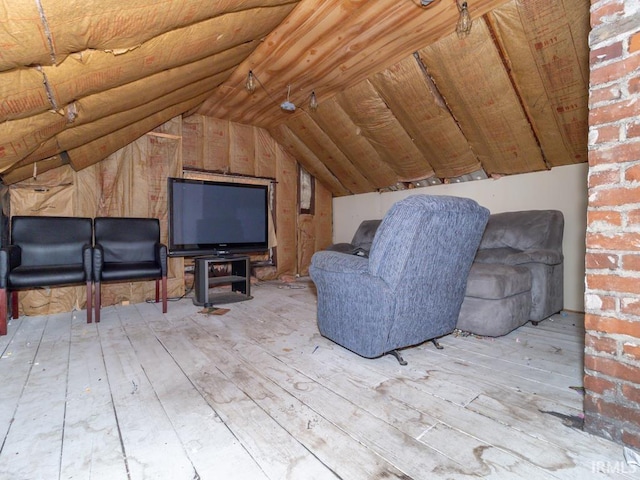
[0,279,634,479]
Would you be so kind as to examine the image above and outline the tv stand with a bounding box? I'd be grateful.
[194,255,251,307]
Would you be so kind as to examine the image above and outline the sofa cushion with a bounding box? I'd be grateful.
[465,263,531,299]
[9,264,87,288]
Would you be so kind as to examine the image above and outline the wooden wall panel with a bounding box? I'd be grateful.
[229,122,255,176]
[182,115,331,278]
[275,146,297,276]
[254,127,277,178]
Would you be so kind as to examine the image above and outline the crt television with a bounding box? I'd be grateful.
[168,177,269,257]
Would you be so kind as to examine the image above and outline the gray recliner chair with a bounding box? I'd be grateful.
[310,195,489,362]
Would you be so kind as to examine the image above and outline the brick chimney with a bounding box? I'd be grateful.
[585,0,640,448]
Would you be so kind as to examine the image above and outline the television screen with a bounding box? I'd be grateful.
[168,177,269,256]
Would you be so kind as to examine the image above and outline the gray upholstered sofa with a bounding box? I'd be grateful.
[325,219,382,257]
[457,209,564,335]
[310,195,489,361]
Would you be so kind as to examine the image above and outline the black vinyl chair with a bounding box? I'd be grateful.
[93,217,167,322]
[0,216,93,335]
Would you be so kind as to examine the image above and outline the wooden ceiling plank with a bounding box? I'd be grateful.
[310,97,398,190]
[336,79,434,182]
[285,112,375,194]
[488,0,589,166]
[370,54,482,179]
[269,124,351,196]
[198,0,513,128]
[418,17,547,176]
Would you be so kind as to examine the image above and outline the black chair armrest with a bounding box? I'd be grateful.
[0,246,22,288]
[92,244,104,281]
[83,244,93,280]
[155,243,168,276]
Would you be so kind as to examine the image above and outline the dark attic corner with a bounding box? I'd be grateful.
[0,0,640,477]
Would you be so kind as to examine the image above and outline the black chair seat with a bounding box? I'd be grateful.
[9,264,87,288]
[100,262,162,282]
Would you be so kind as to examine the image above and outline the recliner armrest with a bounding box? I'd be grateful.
[310,250,369,275]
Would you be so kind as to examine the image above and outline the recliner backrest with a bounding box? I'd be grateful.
[368,195,490,290]
[11,216,92,266]
[94,217,160,263]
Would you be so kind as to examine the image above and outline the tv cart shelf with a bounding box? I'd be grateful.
[194,255,251,307]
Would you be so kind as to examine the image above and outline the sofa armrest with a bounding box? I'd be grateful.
[0,246,21,288]
[155,243,168,276]
[504,248,563,266]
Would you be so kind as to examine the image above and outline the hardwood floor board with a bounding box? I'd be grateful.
[0,315,22,352]
[420,340,580,398]
[1,280,631,480]
[267,341,566,478]
[96,308,199,480]
[438,332,583,380]
[142,311,341,480]
[59,313,128,479]
[407,343,583,409]
[530,312,585,333]
[273,341,583,477]
[187,305,565,479]
[457,320,586,357]
[229,284,632,478]
[121,302,272,480]
[0,315,47,441]
[0,313,71,479]
[416,422,561,479]
[195,330,477,479]
[181,317,416,479]
[466,393,633,478]
[237,284,580,408]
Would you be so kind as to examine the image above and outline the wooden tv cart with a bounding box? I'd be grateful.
[193,255,251,306]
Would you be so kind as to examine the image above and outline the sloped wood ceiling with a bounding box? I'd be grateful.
[201,0,590,195]
[1,0,589,194]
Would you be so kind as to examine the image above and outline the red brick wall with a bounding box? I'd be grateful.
[585,0,640,448]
